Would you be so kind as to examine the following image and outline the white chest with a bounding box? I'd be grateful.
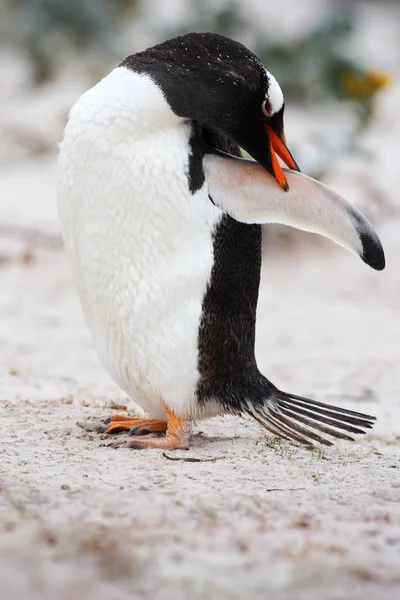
[57,67,222,419]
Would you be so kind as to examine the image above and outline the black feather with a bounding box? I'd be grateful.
[241,386,375,446]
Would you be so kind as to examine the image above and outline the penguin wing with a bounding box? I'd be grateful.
[203,153,385,271]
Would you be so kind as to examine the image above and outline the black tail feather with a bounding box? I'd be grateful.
[250,407,298,442]
[277,401,373,433]
[284,392,376,420]
[249,402,319,446]
[277,406,356,441]
[277,396,374,429]
[242,383,376,447]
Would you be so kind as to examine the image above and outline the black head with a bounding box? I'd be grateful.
[121,32,299,189]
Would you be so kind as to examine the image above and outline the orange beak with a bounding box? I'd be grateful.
[266,125,300,191]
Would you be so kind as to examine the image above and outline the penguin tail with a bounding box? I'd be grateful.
[241,379,376,447]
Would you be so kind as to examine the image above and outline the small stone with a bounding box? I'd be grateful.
[21,250,35,264]
[386,537,400,545]
[61,484,70,490]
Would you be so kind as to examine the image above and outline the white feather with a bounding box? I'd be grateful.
[265,71,284,115]
[58,66,223,420]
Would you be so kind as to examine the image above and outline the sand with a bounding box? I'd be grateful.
[0,155,399,599]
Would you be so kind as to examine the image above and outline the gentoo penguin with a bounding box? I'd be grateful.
[58,32,385,450]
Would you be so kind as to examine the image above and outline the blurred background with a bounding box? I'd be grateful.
[1,0,399,238]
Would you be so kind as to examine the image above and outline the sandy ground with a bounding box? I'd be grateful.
[0,156,400,600]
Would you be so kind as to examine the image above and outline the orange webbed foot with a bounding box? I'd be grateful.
[98,415,167,435]
[106,407,191,450]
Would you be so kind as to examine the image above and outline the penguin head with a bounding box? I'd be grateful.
[121,32,300,190]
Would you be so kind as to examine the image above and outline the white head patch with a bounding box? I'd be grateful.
[265,71,284,115]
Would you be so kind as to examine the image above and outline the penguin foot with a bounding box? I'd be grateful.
[110,407,191,450]
[112,433,190,450]
[98,415,167,435]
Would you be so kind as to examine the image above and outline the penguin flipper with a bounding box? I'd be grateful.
[242,385,376,447]
[203,153,385,271]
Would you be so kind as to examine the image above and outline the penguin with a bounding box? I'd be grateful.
[58,32,385,451]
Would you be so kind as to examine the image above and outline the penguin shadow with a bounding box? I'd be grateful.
[191,430,242,448]
[159,431,242,463]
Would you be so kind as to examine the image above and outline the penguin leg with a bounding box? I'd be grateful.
[112,407,191,450]
[98,415,167,435]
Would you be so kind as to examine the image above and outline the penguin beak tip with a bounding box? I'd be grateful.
[265,125,300,190]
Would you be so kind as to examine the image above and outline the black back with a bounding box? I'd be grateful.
[195,128,263,410]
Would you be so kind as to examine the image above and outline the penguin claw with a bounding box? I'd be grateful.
[129,422,167,436]
[97,423,127,435]
[129,426,141,436]
[114,441,127,449]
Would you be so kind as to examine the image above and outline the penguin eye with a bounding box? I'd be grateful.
[262,98,272,117]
